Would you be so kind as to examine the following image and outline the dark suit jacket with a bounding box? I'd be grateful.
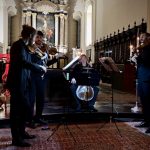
[71,63,100,86]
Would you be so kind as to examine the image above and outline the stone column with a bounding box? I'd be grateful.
[22,12,26,25]
[26,11,32,26]
[60,14,65,46]
[64,15,68,46]
[32,12,37,28]
[54,14,59,46]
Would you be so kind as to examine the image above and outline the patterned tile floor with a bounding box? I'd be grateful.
[0,122,150,150]
[0,82,142,121]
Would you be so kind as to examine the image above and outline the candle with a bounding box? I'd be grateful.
[137,37,140,48]
[136,27,140,48]
[130,44,133,57]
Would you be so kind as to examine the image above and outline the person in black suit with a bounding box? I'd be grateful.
[135,32,150,133]
[70,54,100,112]
[30,31,64,126]
[6,25,46,147]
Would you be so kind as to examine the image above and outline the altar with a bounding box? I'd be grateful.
[21,0,68,54]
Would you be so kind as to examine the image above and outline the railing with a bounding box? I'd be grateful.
[94,18,147,64]
[94,19,147,92]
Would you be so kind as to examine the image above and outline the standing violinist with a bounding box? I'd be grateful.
[135,32,150,133]
[6,25,46,147]
[70,54,100,112]
[30,31,64,127]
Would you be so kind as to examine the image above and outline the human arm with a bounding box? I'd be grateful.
[19,41,46,73]
[70,63,81,84]
[47,52,65,66]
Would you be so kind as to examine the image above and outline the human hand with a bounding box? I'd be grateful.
[56,52,65,59]
[2,74,7,83]
[40,65,47,73]
[71,78,76,84]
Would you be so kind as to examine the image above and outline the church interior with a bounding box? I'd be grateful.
[0,0,150,149]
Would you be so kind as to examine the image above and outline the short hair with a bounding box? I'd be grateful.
[21,25,36,39]
[80,54,87,59]
[79,54,89,62]
[140,32,150,37]
[37,31,44,37]
[146,33,150,37]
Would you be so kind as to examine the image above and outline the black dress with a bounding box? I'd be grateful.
[6,39,44,142]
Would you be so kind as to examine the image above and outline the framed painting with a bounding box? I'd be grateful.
[36,13,55,46]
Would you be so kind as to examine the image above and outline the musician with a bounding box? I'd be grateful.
[135,32,150,133]
[70,54,100,112]
[30,31,64,126]
[6,25,46,147]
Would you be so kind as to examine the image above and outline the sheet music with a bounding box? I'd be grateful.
[62,56,80,71]
[99,57,120,72]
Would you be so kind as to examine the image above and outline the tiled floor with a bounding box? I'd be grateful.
[0,82,142,122]
[0,122,150,150]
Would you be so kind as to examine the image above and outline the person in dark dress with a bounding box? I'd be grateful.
[135,32,150,133]
[70,54,100,112]
[6,25,46,147]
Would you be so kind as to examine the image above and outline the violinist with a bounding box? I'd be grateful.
[6,25,46,147]
[70,54,100,112]
[135,32,150,133]
[30,31,64,127]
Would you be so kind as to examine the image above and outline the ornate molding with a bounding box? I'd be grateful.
[85,0,92,7]
[58,4,68,12]
[21,0,68,14]
[73,11,82,21]
[6,0,17,16]
[73,0,84,20]
[7,6,17,16]
[60,13,65,19]
[34,1,57,14]
[74,0,84,13]
[26,11,32,16]
[21,1,33,10]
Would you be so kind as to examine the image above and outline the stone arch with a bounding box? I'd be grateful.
[2,0,17,53]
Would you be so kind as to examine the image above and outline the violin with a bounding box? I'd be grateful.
[39,43,48,53]
[28,44,46,58]
[49,47,59,55]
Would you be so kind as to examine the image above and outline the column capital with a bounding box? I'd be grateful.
[26,11,32,17]
[54,14,60,18]
[32,12,37,17]
[22,12,26,17]
[60,14,65,19]
[32,12,37,28]
[64,15,68,20]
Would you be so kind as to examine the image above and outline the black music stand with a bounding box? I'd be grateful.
[76,67,100,107]
[47,76,83,143]
[97,57,122,137]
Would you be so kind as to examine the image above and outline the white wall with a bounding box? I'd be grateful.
[96,0,147,38]
[73,0,96,61]
[95,0,103,40]
[0,0,16,53]
[147,0,150,32]
[0,0,4,45]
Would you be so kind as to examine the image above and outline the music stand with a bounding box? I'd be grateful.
[75,67,100,109]
[97,57,122,137]
[47,73,84,143]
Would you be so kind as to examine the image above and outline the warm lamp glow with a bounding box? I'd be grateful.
[137,37,140,47]
[130,44,134,57]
